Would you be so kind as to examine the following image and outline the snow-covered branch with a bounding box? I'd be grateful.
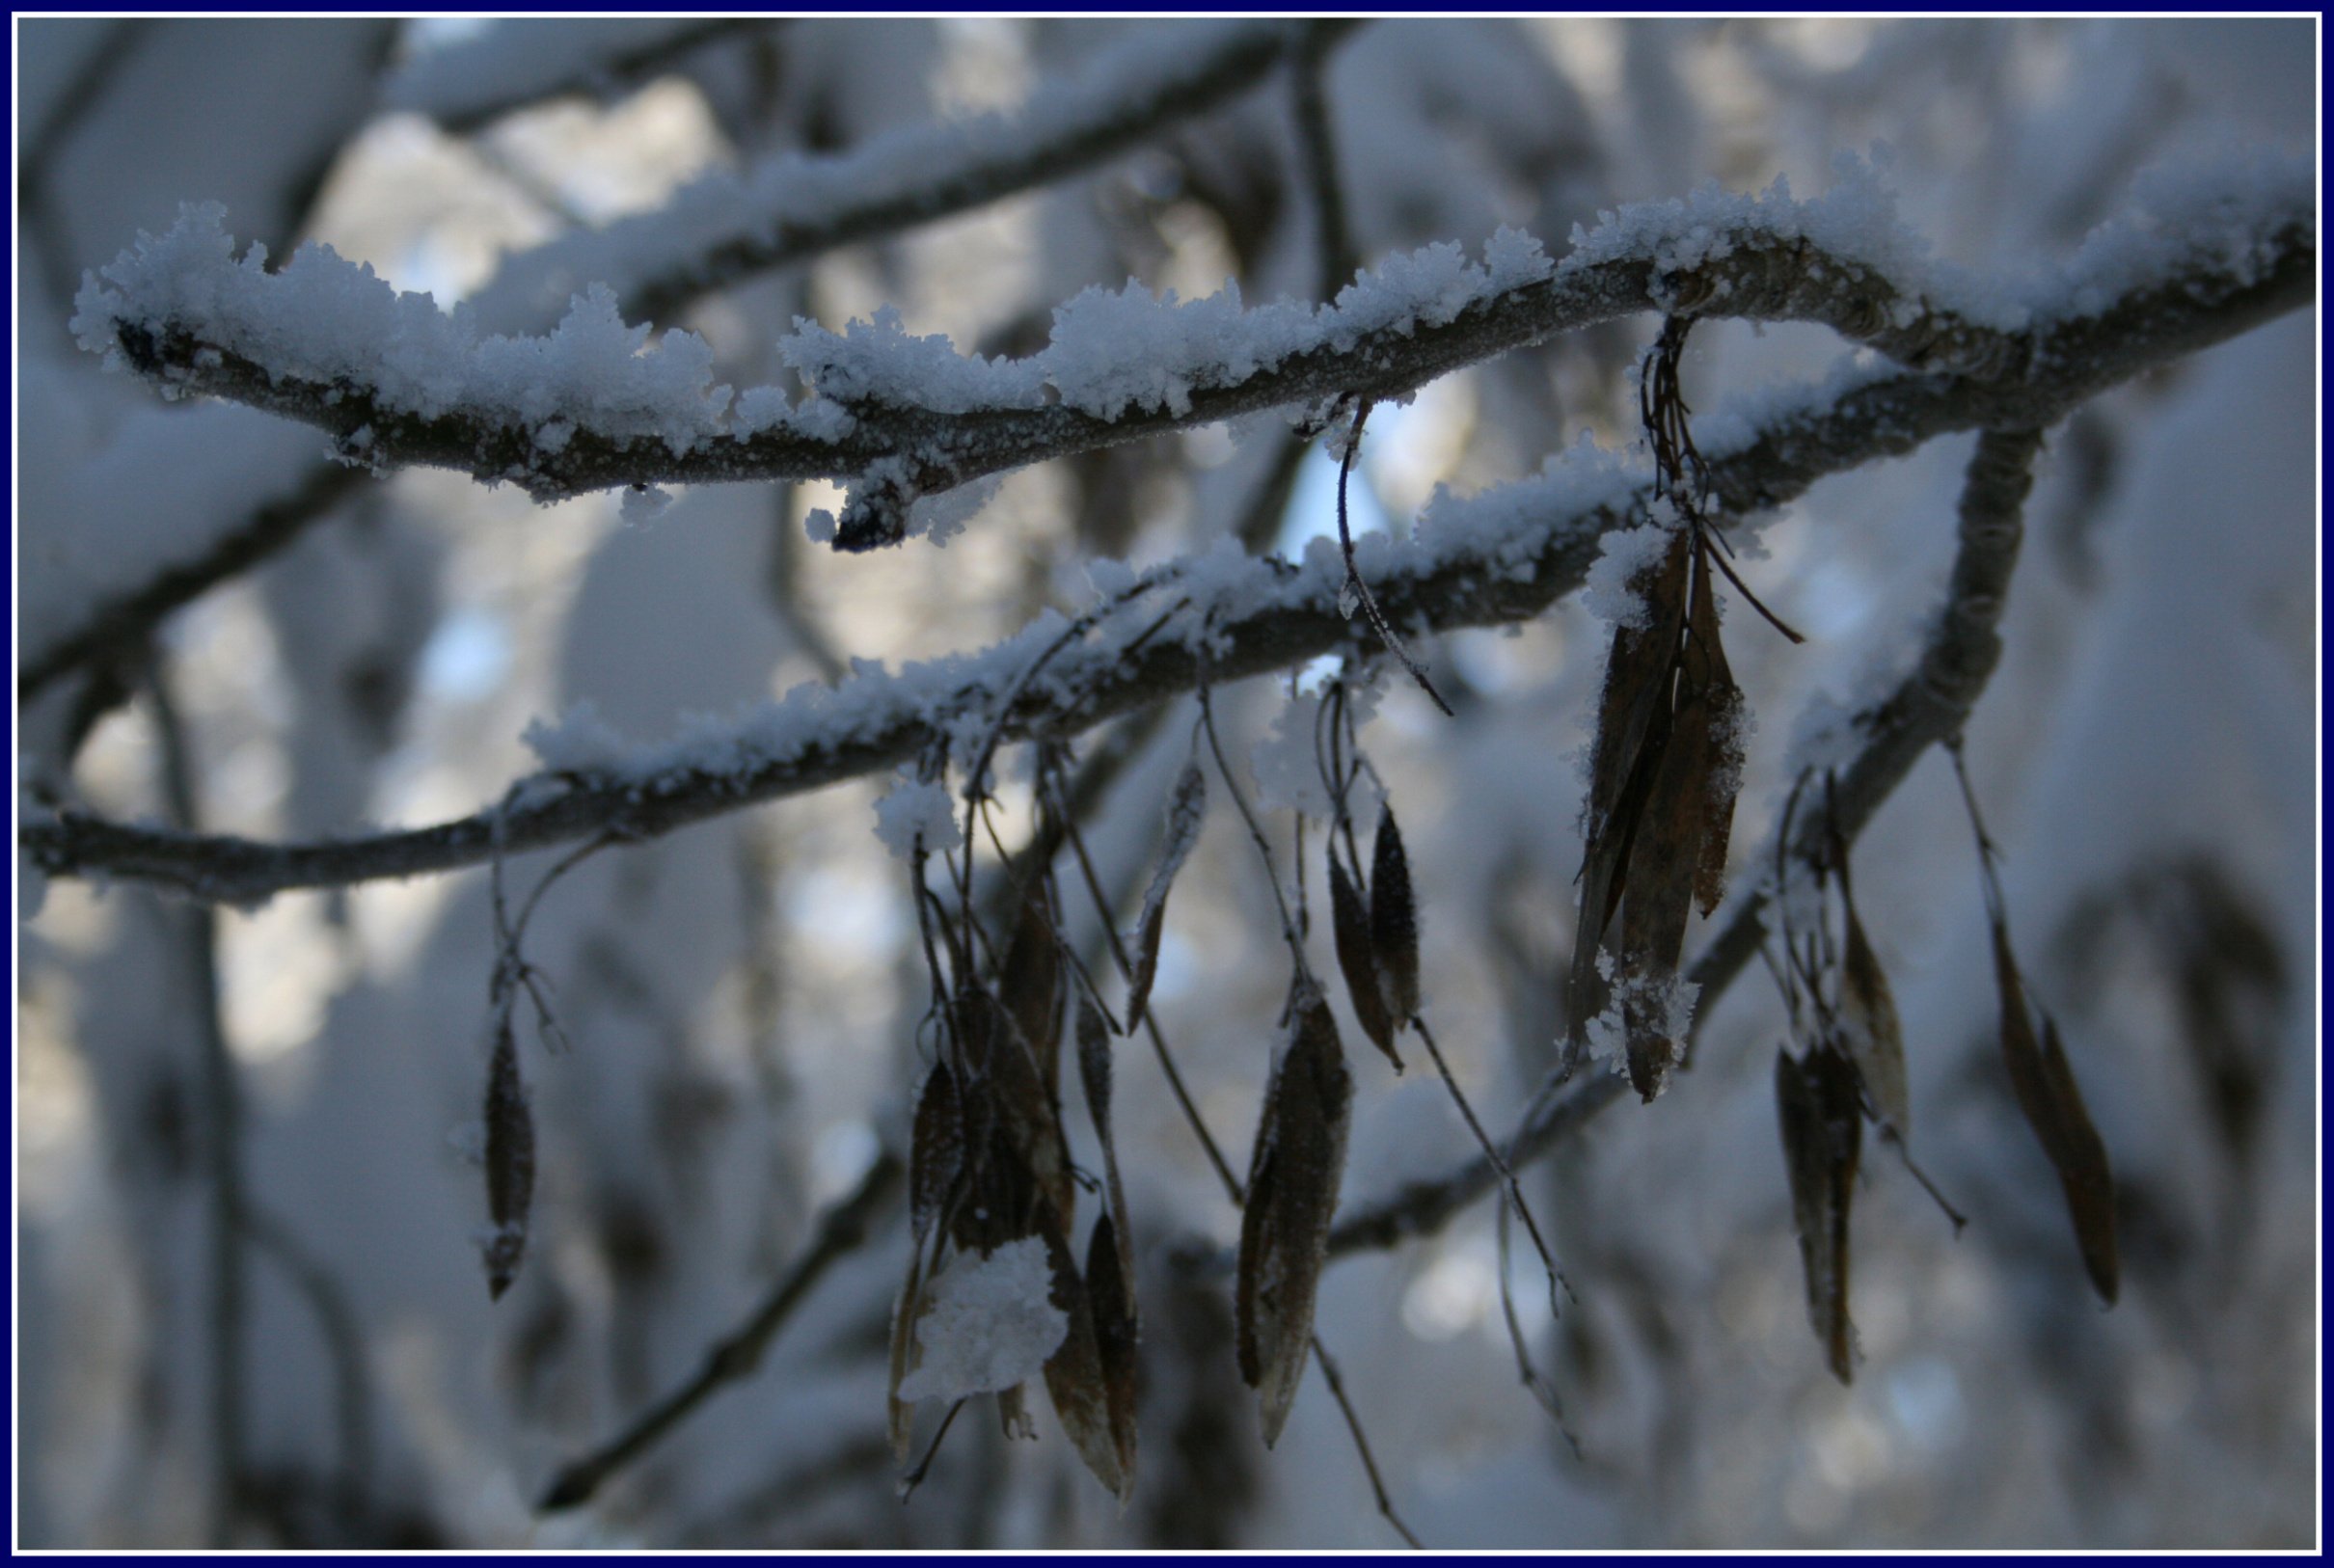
[19,460,366,701]
[463,18,1347,335]
[22,20,1341,704]
[23,249,2297,906]
[383,18,774,136]
[71,157,2313,550]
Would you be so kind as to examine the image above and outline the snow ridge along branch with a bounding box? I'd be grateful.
[72,156,2312,548]
[25,223,2312,906]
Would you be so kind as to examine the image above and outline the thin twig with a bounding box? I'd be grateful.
[240,1205,376,1515]
[1331,401,1453,716]
[536,1149,905,1512]
[1196,674,1308,967]
[146,661,249,1545]
[1307,1337,1424,1549]
[20,462,366,703]
[394,18,776,135]
[1413,1017,1571,1306]
[1495,1199,1583,1456]
[895,1397,968,1504]
[1288,27,1358,310]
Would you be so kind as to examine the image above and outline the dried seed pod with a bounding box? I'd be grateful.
[1126,761,1208,1031]
[999,877,1065,1101]
[983,891,1078,1228]
[887,1253,931,1462]
[949,989,1055,1252]
[1837,899,1911,1136]
[1235,989,1354,1446]
[1775,1044,1862,1384]
[1369,805,1421,1028]
[1084,1212,1141,1505]
[1037,1201,1126,1500]
[909,1060,965,1249]
[1327,849,1398,1070]
[480,1020,533,1301]
[1994,925,2118,1305]
[1614,547,1734,1099]
[2037,1014,2120,1305]
[1075,995,1135,1288]
[1688,549,1745,917]
[1567,527,1694,1045]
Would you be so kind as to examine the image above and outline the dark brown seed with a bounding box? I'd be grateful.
[1567,527,1694,1055]
[1327,850,1398,1070]
[1076,996,1135,1287]
[2037,1014,2119,1305]
[1370,805,1421,1028]
[1838,898,1911,1136]
[481,1021,533,1302]
[909,1060,964,1249]
[999,877,1064,1101]
[1126,904,1169,1038]
[1992,924,2119,1305]
[1613,550,1727,1099]
[1036,1200,1126,1500]
[1086,1212,1142,1502]
[886,1261,924,1462]
[1775,1044,1862,1384]
[1688,547,1744,917]
[950,987,1064,1250]
[1126,762,1208,1031]
[1234,989,1354,1446]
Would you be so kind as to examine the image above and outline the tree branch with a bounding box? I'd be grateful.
[19,461,368,702]
[73,165,2310,535]
[535,1149,903,1513]
[471,18,1360,334]
[26,243,2304,906]
[25,21,1350,703]
[385,18,779,137]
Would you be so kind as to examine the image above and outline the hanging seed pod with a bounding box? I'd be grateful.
[1776,1044,1862,1384]
[1075,996,1135,1288]
[480,1019,534,1302]
[1369,805,1421,1028]
[2036,1014,2119,1305]
[1993,924,2118,1305]
[1084,1212,1141,1504]
[909,1060,965,1251]
[1688,545,1746,917]
[1037,1199,1126,1500]
[1235,988,1354,1446]
[1327,849,1398,1070]
[1126,761,1208,1031]
[887,1256,932,1462]
[999,878,1065,1102]
[1837,897,1912,1137]
[1567,527,1694,1050]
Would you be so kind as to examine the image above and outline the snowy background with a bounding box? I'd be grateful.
[14,17,2318,1549]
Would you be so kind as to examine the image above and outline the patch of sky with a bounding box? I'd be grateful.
[1270,398,1419,559]
[417,605,511,703]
